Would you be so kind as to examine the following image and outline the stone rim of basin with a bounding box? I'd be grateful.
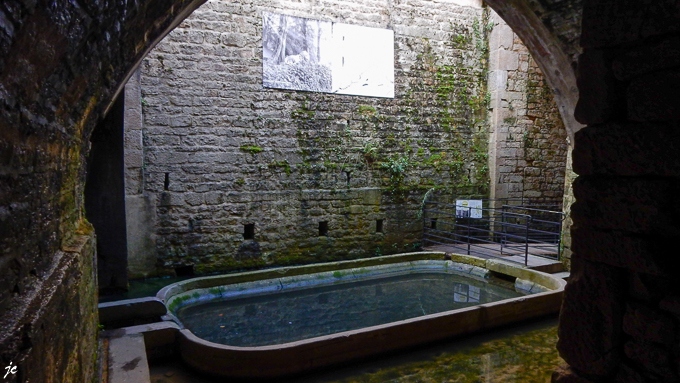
[152,252,565,378]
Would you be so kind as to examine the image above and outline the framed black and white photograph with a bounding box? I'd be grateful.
[262,12,333,93]
[262,12,394,98]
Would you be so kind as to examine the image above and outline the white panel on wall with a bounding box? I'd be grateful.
[331,23,394,98]
[263,12,394,98]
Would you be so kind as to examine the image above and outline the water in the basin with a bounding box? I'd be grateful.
[176,271,525,347]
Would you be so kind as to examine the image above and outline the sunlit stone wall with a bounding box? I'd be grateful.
[487,13,568,206]
[127,0,568,277]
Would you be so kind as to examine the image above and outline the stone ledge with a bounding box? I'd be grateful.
[99,297,168,327]
[108,334,151,383]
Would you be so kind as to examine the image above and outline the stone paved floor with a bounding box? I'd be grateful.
[424,244,563,272]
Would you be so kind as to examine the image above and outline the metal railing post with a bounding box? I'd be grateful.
[467,207,471,255]
[500,205,505,255]
[524,217,530,266]
[422,202,426,246]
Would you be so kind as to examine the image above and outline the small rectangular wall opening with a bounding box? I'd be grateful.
[431,218,438,230]
[376,219,384,233]
[319,221,328,237]
[175,265,195,277]
[244,223,255,240]
[164,172,170,190]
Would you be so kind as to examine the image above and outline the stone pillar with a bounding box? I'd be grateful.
[559,145,575,270]
[554,1,680,382]
[487,10,514,202]
[124,69,158,279]
[487,11,569,206]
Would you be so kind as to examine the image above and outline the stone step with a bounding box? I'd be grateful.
[423,245,564,274]
[526,260,564,274]
[499,254,564,274]
[99,297,167,328]
[107,334,151,383]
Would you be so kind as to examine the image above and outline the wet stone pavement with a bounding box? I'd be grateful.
[150,316,562,383]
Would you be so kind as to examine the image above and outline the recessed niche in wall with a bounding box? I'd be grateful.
[164,172,170,190]
[431,218,438,230]
[319,221,328,236]
[175,265,195,276]
[244,224,255,240]
[376,219,384,233]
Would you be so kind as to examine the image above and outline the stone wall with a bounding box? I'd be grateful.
[554,1,680,382]
[125,0,572,278]
[559,147,575,269]
[129,0,496,277]
[0,0,207,381]
[0,0,600,381]
[487,12,568,206]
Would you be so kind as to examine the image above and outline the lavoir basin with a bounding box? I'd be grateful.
[157,252,565,378]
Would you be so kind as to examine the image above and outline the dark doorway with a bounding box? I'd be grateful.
[85,94,129,294]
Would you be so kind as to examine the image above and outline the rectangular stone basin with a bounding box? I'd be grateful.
[157,252,565,378]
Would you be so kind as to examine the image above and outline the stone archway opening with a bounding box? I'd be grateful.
[15,1,680,383]
[0,0,586,381]
[98,0,576,291]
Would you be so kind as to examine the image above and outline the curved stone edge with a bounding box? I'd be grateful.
[159,252,565,378]
[163,260,495,316]
[157,252,445,304]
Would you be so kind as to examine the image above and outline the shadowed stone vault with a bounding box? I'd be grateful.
[1,1,679,382]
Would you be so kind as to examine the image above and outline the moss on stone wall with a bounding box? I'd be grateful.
[134,1,563,277]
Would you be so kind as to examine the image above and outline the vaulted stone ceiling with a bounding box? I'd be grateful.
[485,0,583,140]
[0,0,588,381]
[527,0,583,62]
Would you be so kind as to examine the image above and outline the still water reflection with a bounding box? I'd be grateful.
[150,317,561,383]
[176,272,523,347]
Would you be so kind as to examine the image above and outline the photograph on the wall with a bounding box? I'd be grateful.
[262,12,394,98]
[263,12,333,93]
[331,23,394,98]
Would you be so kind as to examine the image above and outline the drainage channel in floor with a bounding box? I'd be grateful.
[149,316,562,383]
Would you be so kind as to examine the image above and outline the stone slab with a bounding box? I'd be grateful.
[108,334,151,383]
[99,297,167,325]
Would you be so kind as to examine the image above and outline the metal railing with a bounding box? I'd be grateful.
[422,199,565,266]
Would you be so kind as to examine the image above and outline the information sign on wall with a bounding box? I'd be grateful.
[456,200,483,219]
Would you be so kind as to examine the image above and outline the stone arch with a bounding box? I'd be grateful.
[0,1,586,381]
[0,1,207,381]
[485,0,583,142]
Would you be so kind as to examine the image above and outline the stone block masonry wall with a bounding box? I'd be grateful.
[0,0,206,381]
[132,0,570,278]
[0,0,584,381]
[554,1,680,382]
[133,0,494,276]
[487,12,568,207]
